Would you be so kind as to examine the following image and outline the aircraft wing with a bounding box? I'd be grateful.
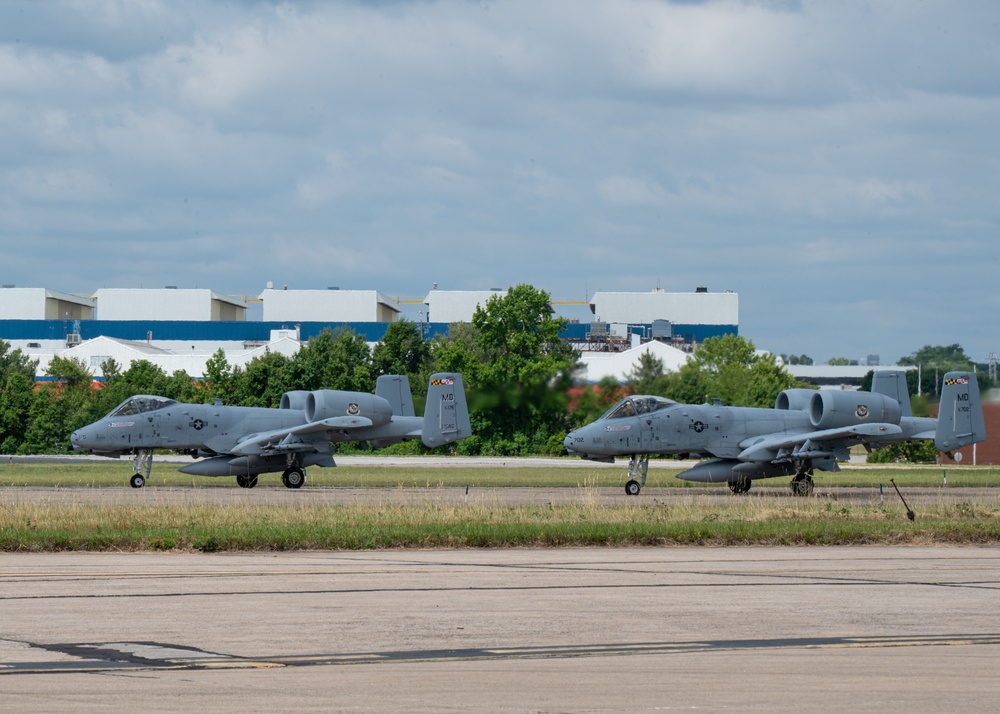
[230,416,375,456]
[737,423,904,462]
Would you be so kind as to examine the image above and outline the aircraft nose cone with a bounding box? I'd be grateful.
[70,426,94,451]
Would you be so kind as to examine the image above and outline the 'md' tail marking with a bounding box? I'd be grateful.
[422,373,471,447]
[935,371,986,451]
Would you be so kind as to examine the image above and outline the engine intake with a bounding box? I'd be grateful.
[774,388,816,412]
[279,391,311,411]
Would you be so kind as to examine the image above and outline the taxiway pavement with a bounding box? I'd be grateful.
[2,547,999,712]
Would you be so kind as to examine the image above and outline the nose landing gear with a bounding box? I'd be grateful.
[129,450,153,488]
[624,454,649,495]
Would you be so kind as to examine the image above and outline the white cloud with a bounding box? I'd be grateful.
[597,175,672,207]
[1,0,999,362]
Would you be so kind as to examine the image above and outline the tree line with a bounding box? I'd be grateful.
[0,282,988,462]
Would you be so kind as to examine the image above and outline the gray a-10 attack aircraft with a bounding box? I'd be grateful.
[71,373,470,488]
[564,370,986,496]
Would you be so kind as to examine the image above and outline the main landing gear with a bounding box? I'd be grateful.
[727,477,751,495]
[789,470,815,497]
[625,454,649,495]
[281,467,305,489]
[236,474,259,489]
[129,450,153,488]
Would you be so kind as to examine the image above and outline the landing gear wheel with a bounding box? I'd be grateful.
[236,474,258,489]
[790,475,814,497]
[728,477,751,494]
[129,473,145,489]
[283,468,305,489]
[625,479,641,496]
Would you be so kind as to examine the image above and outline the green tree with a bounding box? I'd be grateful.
[0,371,36,453]
[46,356,93,390]
[232,351,292,407]
[20,385,66,453]
[0,339,37,384]
[827,357,851,366]
[100,357,122,384]
[625,351,671,396]
[44,356,100,439]
[372,319,431,397]
[664,334,798,407]
[202,349,239,405]
[899,344,976,396]
[0,339,39,450]
[288,328,373,392]
[433,284,580,455]
[867,440,939,464]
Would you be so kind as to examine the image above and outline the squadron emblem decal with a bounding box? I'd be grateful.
[347,403,360,416]
[855,405,869,419]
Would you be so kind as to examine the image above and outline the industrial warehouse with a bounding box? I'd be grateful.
[0,284,739,383]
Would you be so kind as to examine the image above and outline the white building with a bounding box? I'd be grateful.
[37,332,303,380]
[589,288,738,326]
[259,288,400,323]
[423,289,506,323]
[94,288,246,321]
[577,340,692,383]
[0,287,94,320]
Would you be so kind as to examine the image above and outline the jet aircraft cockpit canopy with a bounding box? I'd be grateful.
[107,395,177,418]
[602,396,675,419]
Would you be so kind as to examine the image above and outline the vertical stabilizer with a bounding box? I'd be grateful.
[935,371,987,451]
[871,370,912,417]
[376,375,415,417]
[422,373,472,447]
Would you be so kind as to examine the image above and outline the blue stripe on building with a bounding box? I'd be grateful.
[1,320,736,343]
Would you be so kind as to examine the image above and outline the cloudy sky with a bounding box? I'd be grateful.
[2,0,998,364]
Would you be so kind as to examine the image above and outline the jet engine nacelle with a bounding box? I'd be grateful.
[774,388,816,412]
[306,391,393,426]
[808,390,901,430]
[279,390,312,411]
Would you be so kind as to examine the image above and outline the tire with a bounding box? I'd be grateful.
[130,474,145,489]
[728,478,751,494]
[236,474,258,489]
[790,477,814,497]
[625,479,641,496]
[284,468,305,489]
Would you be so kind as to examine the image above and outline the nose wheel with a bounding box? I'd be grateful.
[128,450,153,488]
[624,454,649,495]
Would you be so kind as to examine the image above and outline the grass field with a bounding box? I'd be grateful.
[1,458,999,551]
[2,459,999,489]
